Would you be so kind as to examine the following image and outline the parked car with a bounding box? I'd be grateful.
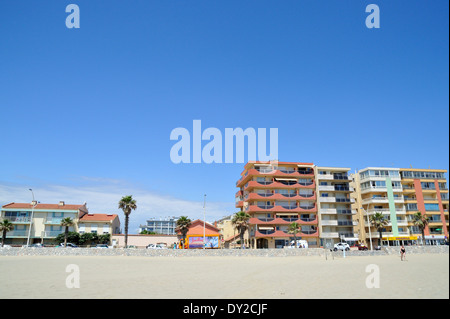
[356,243,369,251]
[333,242,350,251]
[147,243,168,249]
[94,244,110,249]
[58,243,78,248]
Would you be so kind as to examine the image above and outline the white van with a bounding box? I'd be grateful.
[287,240,308,249]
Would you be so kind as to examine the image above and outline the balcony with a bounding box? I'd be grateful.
[320,208,355,215]
[44,230,63,238]
[318,185,335,192]
[338,232,357,239]
[6,230,28,237]
[362,196,404,205]
[45,217,65,225]
[320,232,340,238]
[250,216,317,225]
[2,216,31,223]
[319,197,354,203]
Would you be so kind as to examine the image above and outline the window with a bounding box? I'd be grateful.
[424,204,440,211]
[321,193,329,197]
[103,224,110,234]
[320,182,328,186]
[421,182,436,190]
[91,224,98,234]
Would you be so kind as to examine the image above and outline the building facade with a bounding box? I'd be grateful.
[139,216,180,235]
[236,162,448,249]
[78,213,121,236]
[1,201,88,245]
[235,161,320,249]
[352,167,449,247]
[316,167,358,248]
[1,201,121,245]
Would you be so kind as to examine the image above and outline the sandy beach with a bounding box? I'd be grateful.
[0,253,448,299]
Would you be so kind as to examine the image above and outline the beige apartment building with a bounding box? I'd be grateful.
[316,167,358,248]
[1,201,120,245]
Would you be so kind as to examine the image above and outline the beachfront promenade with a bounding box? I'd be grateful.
[0,245,448,257]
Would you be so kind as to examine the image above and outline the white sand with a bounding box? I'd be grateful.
[0,254,448,299]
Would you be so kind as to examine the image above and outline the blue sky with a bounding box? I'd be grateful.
[0,0,448,232]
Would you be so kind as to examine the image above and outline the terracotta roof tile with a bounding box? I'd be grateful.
[2,202,86,211]
[79,214,118,222]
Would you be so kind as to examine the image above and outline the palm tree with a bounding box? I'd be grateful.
[412,212,429,245]
[0,220,14,247]
[60,217,74,247]
[118,195,137,248]
[232,211,251,249]
[369,212,389,247]
[176,216,192,249]
[288,222,302,248]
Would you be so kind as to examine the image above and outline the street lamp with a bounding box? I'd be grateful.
[26,189,38,247]
[361,206,373,251]
[203,194,206,250]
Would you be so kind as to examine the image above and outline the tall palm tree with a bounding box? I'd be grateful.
[369,212,389,247]
[0,220,14,247]
[60,217,74,247]
[176,216,192,249]
[412,211,429,245]
[232,211,251,249]
[118,195,137,248]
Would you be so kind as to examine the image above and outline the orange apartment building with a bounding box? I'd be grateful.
[235,161,320,248]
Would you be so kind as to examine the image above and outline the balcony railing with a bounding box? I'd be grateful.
[45,218,64,224]
[44,230,63,238]
[301,229,317,235]
[258,229,275,235]
[280,204,298,209]
[2,216,31,223]
[257,218,274,222]
[6,230,28,237]
[255,193,274,197]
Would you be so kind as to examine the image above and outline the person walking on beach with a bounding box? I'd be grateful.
[400,245,406,261]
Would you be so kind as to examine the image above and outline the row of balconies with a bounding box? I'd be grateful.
[244,180,316,190]
[245,204,317,213]
[236,168,315,186]
[1,216,73,225]
[249,216,317,225]
[361,196,404,204]
[320,220,358,226]
[252,228,319,237]
[318,185,353,192]
[320,232,358,239]
[244,192,316,201]
[319,197,355,203]
[4,230,69,238]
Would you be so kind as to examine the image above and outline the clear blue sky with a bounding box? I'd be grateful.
[0,1,448,230]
